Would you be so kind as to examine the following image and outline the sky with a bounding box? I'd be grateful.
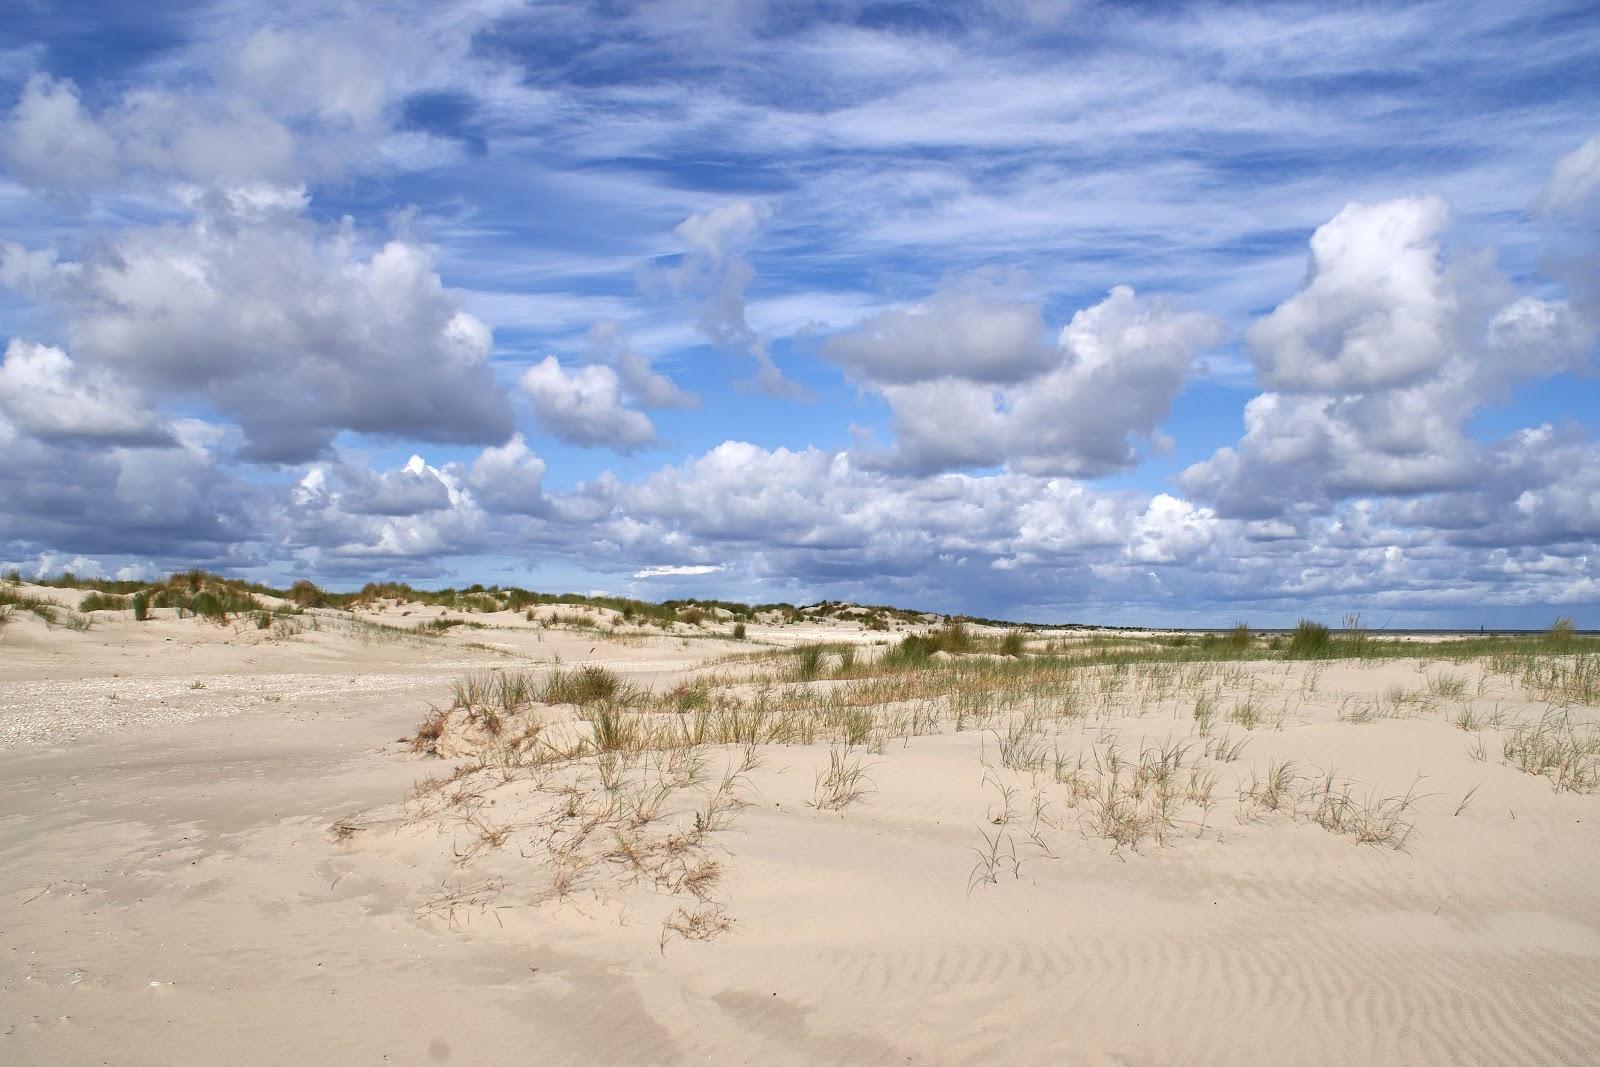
[1,0,1598,627]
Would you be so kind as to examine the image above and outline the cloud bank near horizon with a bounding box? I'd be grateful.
[1,1,1598,626]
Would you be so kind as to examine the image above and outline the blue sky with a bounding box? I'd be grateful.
[1,0,1598,626]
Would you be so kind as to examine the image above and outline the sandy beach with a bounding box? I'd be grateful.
[2,584,1597,1064]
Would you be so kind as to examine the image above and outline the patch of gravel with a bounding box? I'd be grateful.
[0,672,462,750]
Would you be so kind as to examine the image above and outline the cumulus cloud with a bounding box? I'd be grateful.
[1183,196,1597,518]
[1249,196,1464,394]
[0,339,173,447]
[3,421,1597,621]
[853,285,1221,476]
[519,357,656,450]
[0,410,252,562]
[0,15,479,193]
[335,455,453,516]
[583,320,696,410]
[1,75,119,191]
[462,434,549,516]
[824,286,1053,384]
[284,452,493,571]
[1,192,514,462]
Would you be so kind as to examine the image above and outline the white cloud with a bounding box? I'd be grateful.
[1,192,514,462]
[462,434,549,516]
[0,339,173,447]
[1538,133,1600,215]
[583,320,697,410]
[1184,196,1597,518]
[651,199,808,398]
[854,285,1221,476]
[519,356,656,450]
[634,564,725,578]
[1,75,119,191]
[1248,196,1463,394]
[824,286,1053,384]
[335,455,454,516]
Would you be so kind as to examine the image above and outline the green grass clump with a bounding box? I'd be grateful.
[882,622,976,668]
[999,631,1027,657]
[1287,619,1332,658]
[79,591,129,612]
[0,586,58,625]
[794,644,826,681]
[289,580,327,609]
[543,666,626,706]
[131,592,150,621]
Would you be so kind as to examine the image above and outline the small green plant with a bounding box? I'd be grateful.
[999,631,1027,657]
[732,621,746,640]
[131,592,150,621]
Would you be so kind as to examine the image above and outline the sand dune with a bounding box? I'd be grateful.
[3,588,1598,1064]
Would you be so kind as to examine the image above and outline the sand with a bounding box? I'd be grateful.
[3,587,1599,1064]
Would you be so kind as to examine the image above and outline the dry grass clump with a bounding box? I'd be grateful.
[1301,771,1421,848]
[1510,654,1599,706]
[1239,763,1420,849]
[812,744,876,811]
[288,579,328,608]
[397,666,771,947]
[1502,710,1600,793]
[411,707,451,756]
[1046,739,1222,851]
[1239,760,1299,815]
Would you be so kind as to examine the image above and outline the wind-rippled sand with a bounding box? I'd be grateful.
[3,588,1597,1064]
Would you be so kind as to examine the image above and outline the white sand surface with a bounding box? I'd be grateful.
[3,594,1598,1064]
